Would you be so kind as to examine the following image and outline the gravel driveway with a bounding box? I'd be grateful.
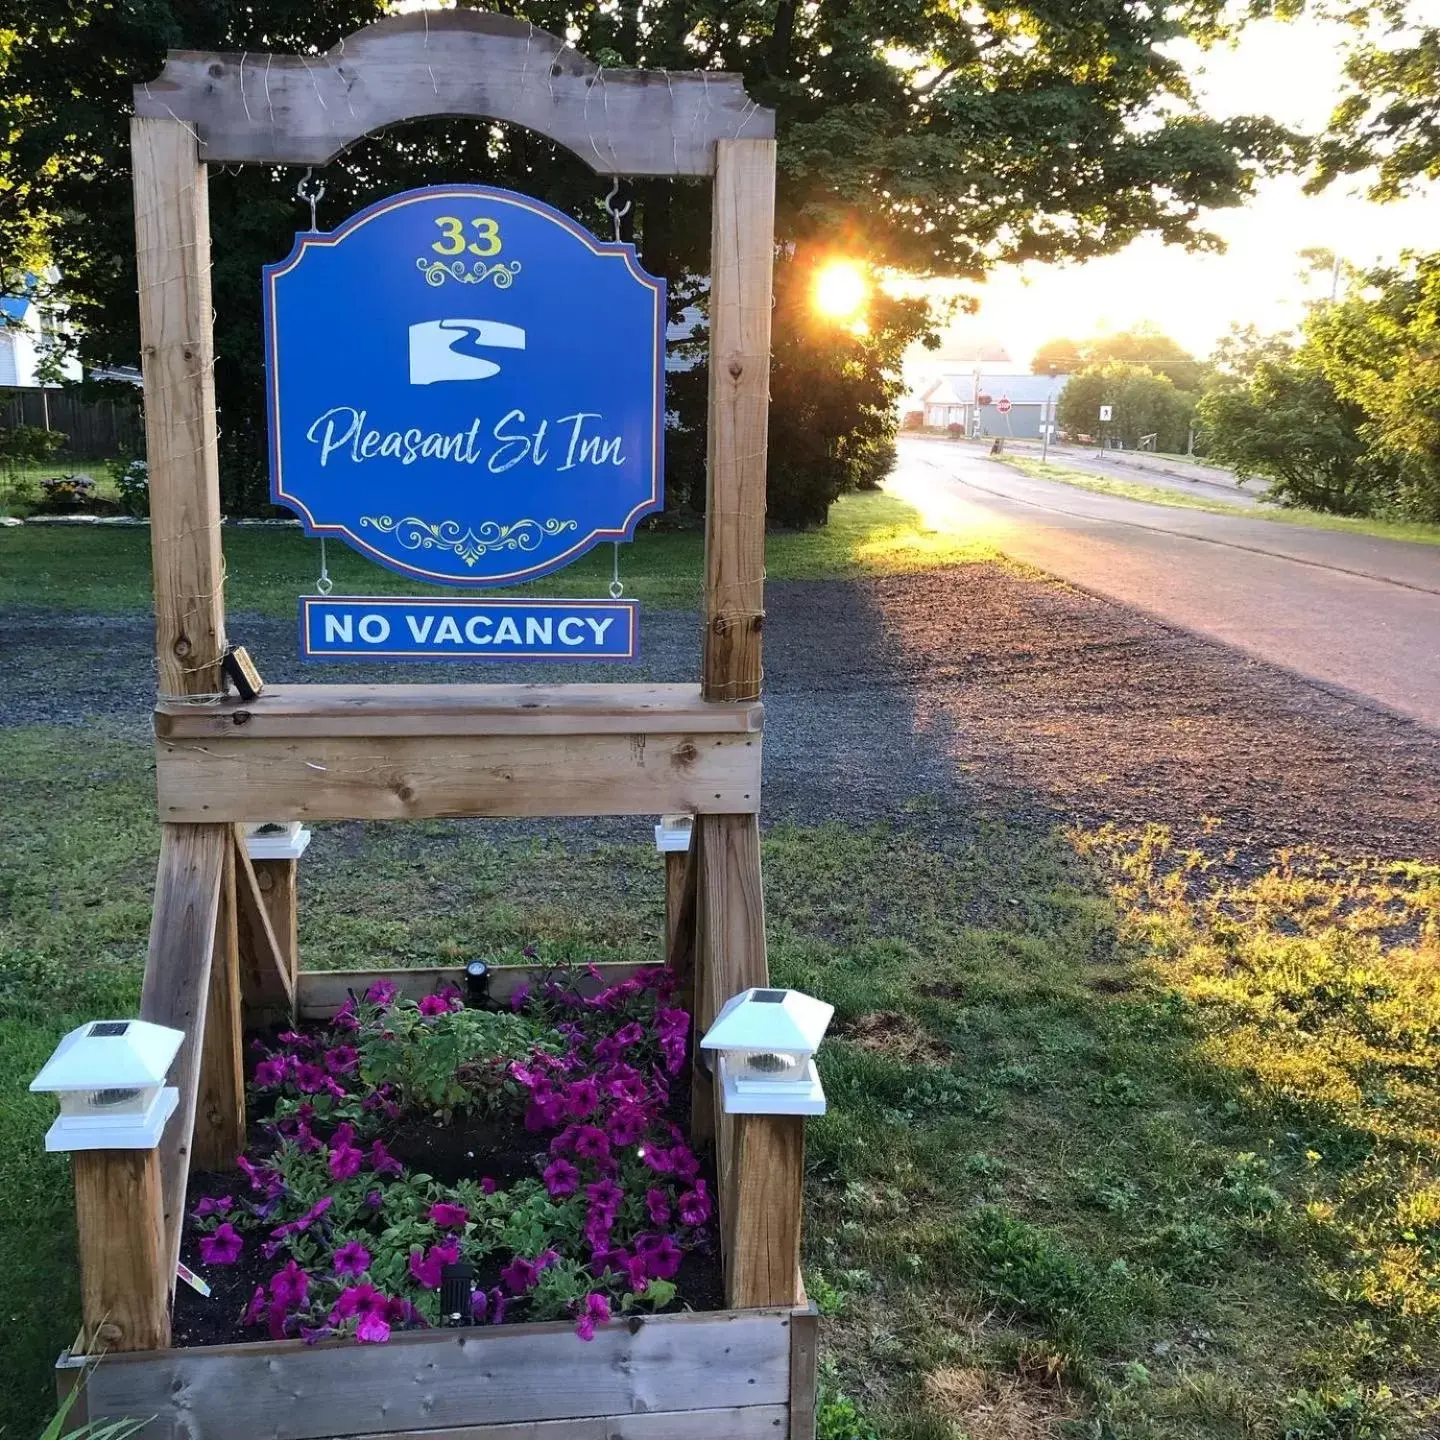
[4,563,1438,858]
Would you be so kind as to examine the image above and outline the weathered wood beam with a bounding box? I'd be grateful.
[132,13,773,174]
[702,140,776,704]
[153,684,763,740]
[132,117,226,699]
[788,1304,821,1440]
[72,1149,169,1353]
[252,858,300,1000]
[727,1115,806,1310]
[232,827,296,1024]
[155,731,762,822]
[139,822,227,1288]
[71,1307,794,1438]
[191,842,245,1170]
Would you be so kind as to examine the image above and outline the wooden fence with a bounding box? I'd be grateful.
[0,385,141,457]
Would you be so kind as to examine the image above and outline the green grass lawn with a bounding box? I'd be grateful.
[1001,457,1440,548]
[2,730,1436,1438]
[2,493,1437,1437]
[0,490,1001,614]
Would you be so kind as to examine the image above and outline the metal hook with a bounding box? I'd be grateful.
[296,167,326,233]
[604,177,632,242]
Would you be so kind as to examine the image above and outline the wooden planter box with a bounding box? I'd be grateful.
[60,1305,817,1440]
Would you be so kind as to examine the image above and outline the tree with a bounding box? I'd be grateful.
[1057,362,1195,452]
[1312,13,1440,199]
[1305,255,1440,520]
[1032,326,1203,392]
[1197,329,1393,515]
[1,1,1293,523]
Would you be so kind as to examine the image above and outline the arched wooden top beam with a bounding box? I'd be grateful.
[132,11,774,176]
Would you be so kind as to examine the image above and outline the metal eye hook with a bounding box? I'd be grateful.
[604,177,632,242]
[296,167,327,233]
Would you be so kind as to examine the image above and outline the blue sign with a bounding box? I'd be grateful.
[300,597,638,661]
[265,186,665,587]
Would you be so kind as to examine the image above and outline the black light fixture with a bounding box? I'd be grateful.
[440,1261,475,1326]
[464,960,491,1008]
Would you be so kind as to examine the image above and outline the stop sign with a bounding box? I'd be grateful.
[996,396,1012,415]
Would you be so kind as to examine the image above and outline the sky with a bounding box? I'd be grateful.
[903,13,1439,388]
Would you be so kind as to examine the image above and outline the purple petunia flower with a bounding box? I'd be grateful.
[253,1056,287,1088]
[408,1238,459,1290]
[356,1311,390,1344]
[510,983,531,1012]
[417,993,449,1018]
[428,1201,469,1229]
[500,1250,558,1295]
[613,1021,645,1048]
[294,1062,327,1093]
[606,1106,649,1147]
[328,1144,363,1182]
[543,1159,580,1197]
[363,1189,384,1210]
[365,980,398,1007]
[241,1284,266,1327]
[645,1188,671,1226]
[333,1240,371,1277]
[270,1259,309,1312]
[324,1045,358,1075]
[635,1232,683,1280]
[562,1076,601,1118]
[585,1178,624,1215]
[678,1181,711,1227]
[572,1126,611,1162]
[575,1292,611,1342]
[199,1223,244,1266]
[193,1195,232,1219]
[369,1140,403,1177]
[481,1176,497,1195]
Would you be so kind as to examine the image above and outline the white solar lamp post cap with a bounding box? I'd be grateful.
[700,986,834,1116]
[29,1019,184,1152]
[243,820,313,861]
[654,813,693,853]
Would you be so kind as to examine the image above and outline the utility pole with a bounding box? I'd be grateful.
[1040,365,1058,464]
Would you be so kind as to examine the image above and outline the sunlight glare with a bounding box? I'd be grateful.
[813,260,869,322]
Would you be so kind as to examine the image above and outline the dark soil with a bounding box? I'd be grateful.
[171,1027,723,1348]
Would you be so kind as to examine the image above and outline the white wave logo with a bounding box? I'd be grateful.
[408,319,526,385]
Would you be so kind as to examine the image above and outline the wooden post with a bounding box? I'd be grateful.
[788,1304,820,1440]
[234,830,298,1024]
[253,858,300,993]
[192,843,244,1170]
[702,138,775,706]
[726,1114,806,1309]
[139,823,226,1289]
[132,116,227,699]
[72,1148,170,1352]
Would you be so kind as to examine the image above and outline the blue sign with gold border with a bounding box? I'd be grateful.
[264,185,665,587]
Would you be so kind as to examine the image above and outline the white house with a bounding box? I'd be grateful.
[0,279,82,388]
[920,370,1068,440]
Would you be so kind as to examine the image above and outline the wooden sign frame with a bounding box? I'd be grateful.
[69,14,807,1429]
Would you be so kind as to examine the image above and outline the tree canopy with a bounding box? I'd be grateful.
[0,0,1292,522]
[1034,327,1204,393]
[1057,361,1196,453]
[1312,5,1440,199]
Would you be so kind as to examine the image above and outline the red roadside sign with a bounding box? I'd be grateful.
[996,396,1012,415]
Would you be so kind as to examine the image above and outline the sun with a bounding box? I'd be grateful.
[813,259,869,322]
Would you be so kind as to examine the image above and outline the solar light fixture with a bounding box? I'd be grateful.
[700,987,833,1116]
[441,1260,475,1326]
[242,821,312,862]
[29,1019,184,1151]
[465,959,491,1007]
[654,813,693,854]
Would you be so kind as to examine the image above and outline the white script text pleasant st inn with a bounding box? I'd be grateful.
[304,407,627,472]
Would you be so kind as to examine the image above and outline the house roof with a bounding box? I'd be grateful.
[923,371,1068,406]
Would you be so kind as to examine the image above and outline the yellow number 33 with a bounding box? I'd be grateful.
[432,216,503,257]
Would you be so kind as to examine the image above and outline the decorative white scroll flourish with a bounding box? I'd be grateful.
[359,515,578,567]
[415,258,523,289]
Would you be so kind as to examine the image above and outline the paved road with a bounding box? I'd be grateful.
[896,436,1440,727]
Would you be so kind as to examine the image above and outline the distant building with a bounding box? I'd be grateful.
[0,277,82,389]
[920,370,1067,440]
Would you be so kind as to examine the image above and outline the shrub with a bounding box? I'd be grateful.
[0,423,66,463]
[109,457,149,517]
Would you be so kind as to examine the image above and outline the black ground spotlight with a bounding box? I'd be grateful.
[465,959,491,1008]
